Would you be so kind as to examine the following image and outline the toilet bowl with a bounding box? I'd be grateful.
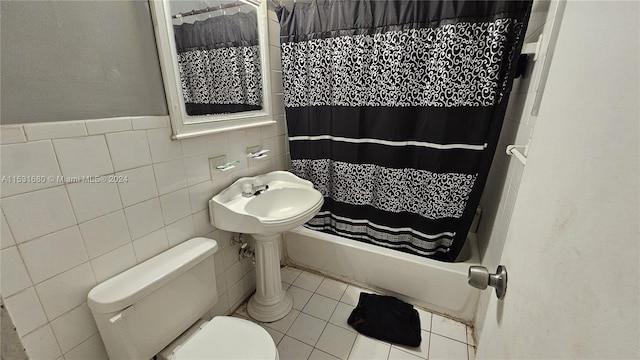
[87,237,277,360]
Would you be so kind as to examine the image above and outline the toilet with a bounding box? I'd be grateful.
[87,237,278,360]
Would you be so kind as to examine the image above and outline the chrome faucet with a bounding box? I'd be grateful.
[242,180,269,197]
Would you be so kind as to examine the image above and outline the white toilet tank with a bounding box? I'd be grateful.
[88,237,219,360]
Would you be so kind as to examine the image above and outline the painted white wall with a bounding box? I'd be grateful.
[475,1,639,358]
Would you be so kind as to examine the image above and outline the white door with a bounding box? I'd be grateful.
[476,1,639,358]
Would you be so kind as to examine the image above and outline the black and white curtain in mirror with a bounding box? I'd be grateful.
[278,0,531,262]
[173,11,262,116]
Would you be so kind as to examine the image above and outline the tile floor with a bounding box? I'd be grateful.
[232,267,476,360]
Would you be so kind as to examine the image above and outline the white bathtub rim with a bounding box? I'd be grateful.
[287,226,480,273]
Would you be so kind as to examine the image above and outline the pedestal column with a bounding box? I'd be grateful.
[247,233,293,322]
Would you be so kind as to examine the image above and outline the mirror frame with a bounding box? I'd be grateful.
[149,0,274,139]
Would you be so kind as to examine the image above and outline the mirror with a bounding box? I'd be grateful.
[150,0,274,139]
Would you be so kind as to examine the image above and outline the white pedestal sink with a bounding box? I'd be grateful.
[209,171,323,322]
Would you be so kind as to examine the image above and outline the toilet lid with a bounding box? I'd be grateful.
[172,316,277,360]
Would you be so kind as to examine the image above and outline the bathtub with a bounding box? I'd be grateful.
[283,227,481,323]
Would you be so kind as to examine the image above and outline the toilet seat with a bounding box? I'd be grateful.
[170,316,278,360]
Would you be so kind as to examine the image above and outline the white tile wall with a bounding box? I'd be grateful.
[132,228,169,262]
[124,197,165,239]
[1,8,288,359]
[106,130,153,171]
[78,210,131,259]
[153,158,188,195]
[3,287,48,336]
[116,165,159,207]
[63,333,109,360]
[1,247,32,297]
[0,141,62,197]
[184,154,211,186]
[20,324,62,360]
[1,209,16,249]
[0,109,276,359]
[89,243,137,283]
[2,186,77,243]
[165,216,197,247]
[24,121,87,141]
[18,226,88,284]
[49,303,97,353]
[34,262,96,320]
[53,136,114,177]
[66,181,123,223]
[188,180,214,212]
[85,117,132,135]
[147,127,183,162]
[0,125,27,144]
[159,188,192,224]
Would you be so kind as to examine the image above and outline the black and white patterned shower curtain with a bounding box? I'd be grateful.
[174,11,262,115]
[278,0,531,262]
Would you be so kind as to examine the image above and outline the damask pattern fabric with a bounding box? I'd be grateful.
[281,19,522,108]
[174,11,262,115]
[292,159,477,220]
[278,0,532,261]
[178,46,262,107]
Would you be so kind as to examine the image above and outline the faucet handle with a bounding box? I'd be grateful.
[242,183,252,195]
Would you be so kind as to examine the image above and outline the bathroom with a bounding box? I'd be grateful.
[0,0,638,359]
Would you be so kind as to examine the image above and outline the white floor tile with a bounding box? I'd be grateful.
[388,347,425,360]
[287,312,327,346]
[309,349,341,360]
[262,309,300,334]
[281,267,302,284]
[340,285,370,306]
[329,302,356,332]
[233,303,250,319]
[431,314,467,343]
[303,294,338,321]
[428,333,469,360]
[415,307,433,331]
[316,277,348,300]
[347,334,390,360]
[262,325,285,346]
[288,285,314,310]
[390,330,429,359]
[227,266,476,360]
[292,271,324,292]
[315,323,357,360]
[277,335,313,360]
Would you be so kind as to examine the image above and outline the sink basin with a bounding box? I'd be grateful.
[209,171,323,322]
[209,171,324,235]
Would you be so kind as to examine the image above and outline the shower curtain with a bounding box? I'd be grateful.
[278,0,531,262]
[173,11,262,115]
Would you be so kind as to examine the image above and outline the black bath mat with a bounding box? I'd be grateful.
[347,293,421,347]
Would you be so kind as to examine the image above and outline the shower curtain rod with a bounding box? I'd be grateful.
[171,1,254,19]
